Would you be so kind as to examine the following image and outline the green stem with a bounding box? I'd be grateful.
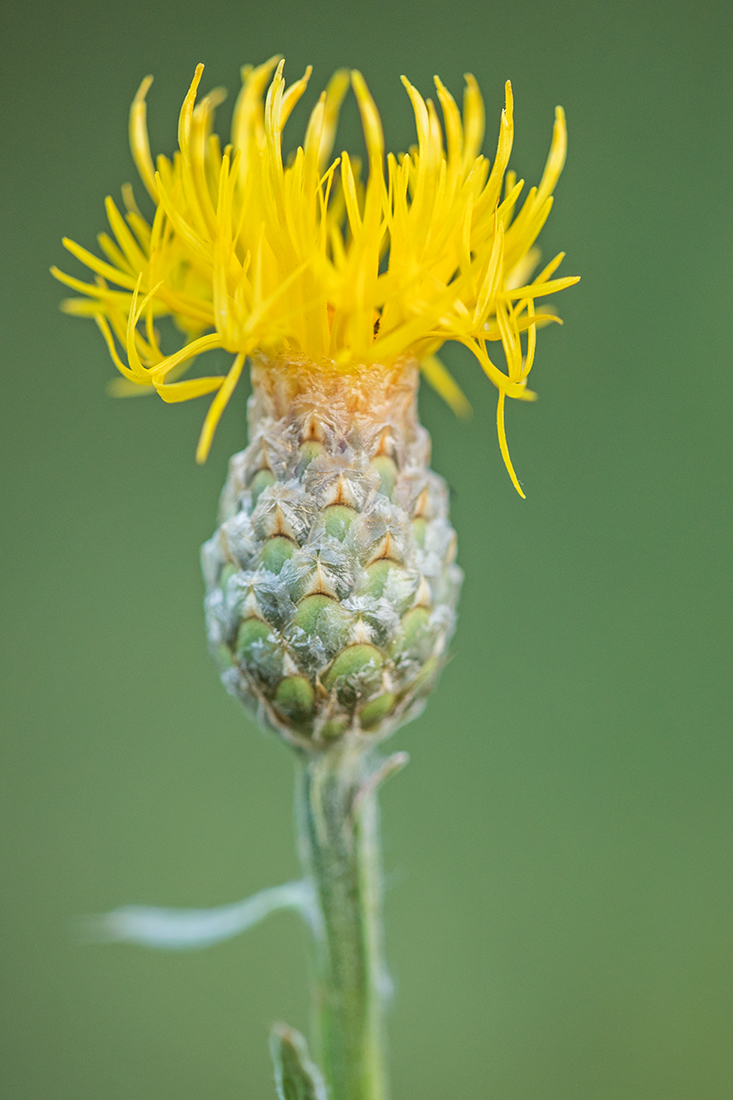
[298,743,389,1100]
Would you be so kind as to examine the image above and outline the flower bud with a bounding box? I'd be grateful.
[202,358,462,748]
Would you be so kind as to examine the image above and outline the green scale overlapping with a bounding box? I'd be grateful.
[202,360,462,749]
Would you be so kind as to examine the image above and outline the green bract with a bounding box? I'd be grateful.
[202,358,462,749]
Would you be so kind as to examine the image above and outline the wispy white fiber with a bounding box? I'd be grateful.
[77,879,315,950]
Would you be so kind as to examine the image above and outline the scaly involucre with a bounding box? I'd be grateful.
[53,56,578,495]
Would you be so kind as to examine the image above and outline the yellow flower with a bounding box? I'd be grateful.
[52,57,578,496]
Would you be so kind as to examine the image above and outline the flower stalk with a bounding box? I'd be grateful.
[298,743,393,1100]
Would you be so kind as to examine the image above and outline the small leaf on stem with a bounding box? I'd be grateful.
[270,1023,327,1100]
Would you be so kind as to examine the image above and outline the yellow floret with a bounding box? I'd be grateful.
[52,57,578,495]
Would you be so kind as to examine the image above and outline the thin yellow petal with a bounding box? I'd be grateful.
[351,70,384,162]
[497,390,525,498]
[280,65,312,127]
[95,314,137,381]
[420,355,472,418]
[108,376,156,397]
[129,76,158,201]
[155,375,225,403]
[503,274,580,300]
[196,353,245,462]
[461,73,485,171]
[319,70,350,171]
[149,331,223,382]
[61,238,138,290]
[178,63,205,158]
[536,105,567,208]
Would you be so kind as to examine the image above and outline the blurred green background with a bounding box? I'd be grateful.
[2,0,732,1097]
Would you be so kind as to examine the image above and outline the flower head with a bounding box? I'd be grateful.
[53,57,578,495]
